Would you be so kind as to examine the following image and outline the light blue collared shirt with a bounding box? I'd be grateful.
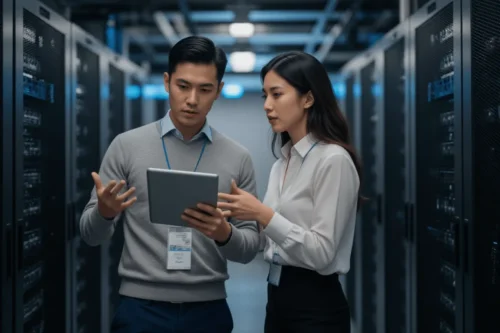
[160,110,213,143]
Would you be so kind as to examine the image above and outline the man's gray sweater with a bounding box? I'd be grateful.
[79,120,260,302]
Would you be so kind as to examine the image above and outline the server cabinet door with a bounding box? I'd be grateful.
[13,1,71,333]
[1,1,15,333]
[343,73,357,325]
[410,0,463,332]
[382,33,409,333]
[462,0,500,331]
[71,28,103,333]
[358,58,381,333]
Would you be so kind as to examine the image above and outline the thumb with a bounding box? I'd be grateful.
[91,172,103,190]
[231,179,240,194]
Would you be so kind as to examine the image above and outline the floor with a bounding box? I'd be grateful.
[226,252,269,333]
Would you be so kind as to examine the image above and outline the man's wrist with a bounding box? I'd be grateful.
[215,222,233,246]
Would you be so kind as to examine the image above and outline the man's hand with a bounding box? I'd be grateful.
[91,172,137,219]
[181,203,231,243]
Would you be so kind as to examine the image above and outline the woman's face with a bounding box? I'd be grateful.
[262,70,313,134]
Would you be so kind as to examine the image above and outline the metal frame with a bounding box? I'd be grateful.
[1,1,14,333]
[460,0,473,332]
[13,1,72,332]
[408,1,462,333]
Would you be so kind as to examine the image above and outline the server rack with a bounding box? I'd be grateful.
[359,51,383,333]
[379,21,411,333]
[338,63,360,329]
[70,23,110,333]
[102,53,126,332]
[409,0,463,332]
[13,1,72,333]
[461,0,500,331]
[101,54,147,331]
[339,48,385,333]
[1,1,14,333]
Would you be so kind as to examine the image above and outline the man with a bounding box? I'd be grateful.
[80,36,260,332]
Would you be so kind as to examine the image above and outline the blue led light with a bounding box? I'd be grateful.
[222,84,244,99]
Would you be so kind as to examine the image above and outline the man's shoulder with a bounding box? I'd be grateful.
[117,122,159,143]
[210,128,251,158]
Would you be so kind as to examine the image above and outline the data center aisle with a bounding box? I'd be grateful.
[226,252,269,333]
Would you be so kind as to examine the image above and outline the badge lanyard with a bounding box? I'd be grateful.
[273,141,319,263]
[160,120,211,172]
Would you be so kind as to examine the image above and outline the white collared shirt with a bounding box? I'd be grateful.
[262,134,360,275]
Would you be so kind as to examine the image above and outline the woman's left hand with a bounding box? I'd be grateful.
[218,180,274,226]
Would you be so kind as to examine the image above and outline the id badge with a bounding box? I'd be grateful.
[267,252,282,286]
[268,263,282,286]
[167,227,192,270]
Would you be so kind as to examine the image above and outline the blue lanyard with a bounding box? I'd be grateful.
[160,120,210,172]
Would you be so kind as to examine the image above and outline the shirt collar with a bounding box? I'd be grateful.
[280,133,317,159]
[160,110,213,142]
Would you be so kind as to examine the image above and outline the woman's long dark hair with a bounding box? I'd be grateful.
[260,51,364,210]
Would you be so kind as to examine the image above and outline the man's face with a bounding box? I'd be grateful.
[164,62,223,130]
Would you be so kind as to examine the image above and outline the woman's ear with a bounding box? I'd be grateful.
[304,91,315,109]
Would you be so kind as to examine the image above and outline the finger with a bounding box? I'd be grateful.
[116,187,136,201]
[231,179,241,194]
[217,201,236,210]
[110,180,126,195]
[120,197,137,210]
[91,172,103,190]
[184,209,217,224]
[218,193,236,201]
[196,203,217,214]
[221,210,232,218]
[103,180,117,195]
[181,215,215,232]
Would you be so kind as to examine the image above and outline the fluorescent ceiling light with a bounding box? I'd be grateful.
[229,22,255,38]
[229,51,256,73]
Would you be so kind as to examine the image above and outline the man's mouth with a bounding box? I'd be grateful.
[183,110,197,114]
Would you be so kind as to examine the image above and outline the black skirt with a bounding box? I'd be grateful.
[264,265,351,333]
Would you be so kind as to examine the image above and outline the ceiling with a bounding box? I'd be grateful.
[66,0,401,79]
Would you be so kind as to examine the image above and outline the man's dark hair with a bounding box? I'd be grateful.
[168,36,227,83]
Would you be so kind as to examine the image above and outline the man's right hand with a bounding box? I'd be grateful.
[91,172,137,220]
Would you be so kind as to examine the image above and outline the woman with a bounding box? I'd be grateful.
[218,51,362,333]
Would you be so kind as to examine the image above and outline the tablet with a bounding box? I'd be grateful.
[147,168,219,226]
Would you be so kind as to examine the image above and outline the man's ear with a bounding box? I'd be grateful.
[215,81,225,100]
[304,91,315,109]
[163,72,170,93]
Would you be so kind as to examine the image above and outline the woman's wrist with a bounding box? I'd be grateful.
[256,204,275,228]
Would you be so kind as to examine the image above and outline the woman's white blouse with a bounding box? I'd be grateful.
[262,134,360,276]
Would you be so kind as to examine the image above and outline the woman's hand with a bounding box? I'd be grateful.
[218,180,275,227]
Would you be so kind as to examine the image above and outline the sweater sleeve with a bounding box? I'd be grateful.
[79,134,128,246]
[217,152,260,263]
